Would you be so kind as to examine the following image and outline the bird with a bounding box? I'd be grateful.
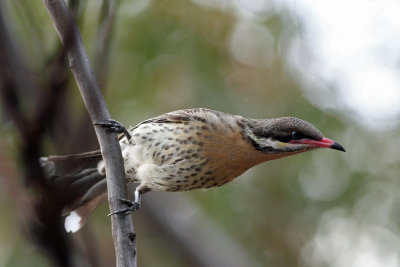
[40,108,345,233]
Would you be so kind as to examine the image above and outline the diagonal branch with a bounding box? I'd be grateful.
[42,1,137,266]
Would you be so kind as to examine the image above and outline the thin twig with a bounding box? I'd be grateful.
[94,0,118,89]
[42,1,137,266]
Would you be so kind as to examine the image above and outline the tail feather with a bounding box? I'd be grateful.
[62,178,107,215]
[68,168,105,199]
[40,151,108,233]
[64,185,107,233]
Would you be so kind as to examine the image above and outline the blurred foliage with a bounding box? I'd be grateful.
[1,0,398,267]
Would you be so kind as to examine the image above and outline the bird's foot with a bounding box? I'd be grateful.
[108,198,140,216]
[94,119,131,140]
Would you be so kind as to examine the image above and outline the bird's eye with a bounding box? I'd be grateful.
[291,131,303,140]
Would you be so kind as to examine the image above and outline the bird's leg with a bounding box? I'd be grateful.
[108,187,141,216]
[94,119,131,141]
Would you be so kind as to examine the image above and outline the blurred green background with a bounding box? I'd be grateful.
[1,1,399,267]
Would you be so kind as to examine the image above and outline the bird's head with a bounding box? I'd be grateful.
[244,117,345,155]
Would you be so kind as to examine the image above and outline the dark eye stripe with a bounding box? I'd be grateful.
[275,135,291,143]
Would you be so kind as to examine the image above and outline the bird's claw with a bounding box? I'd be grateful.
[94,119,131,140]
[108,198,140,216]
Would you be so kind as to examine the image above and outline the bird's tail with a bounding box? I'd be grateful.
[40,150,107,233]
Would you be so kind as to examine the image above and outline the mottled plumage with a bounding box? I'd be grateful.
[41,108,345,232]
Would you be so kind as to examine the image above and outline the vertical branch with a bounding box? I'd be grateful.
[42,1,137,266]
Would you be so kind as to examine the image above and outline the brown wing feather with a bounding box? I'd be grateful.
[42,150,102,178]
[46,150,102,160]
[126,108,218,133]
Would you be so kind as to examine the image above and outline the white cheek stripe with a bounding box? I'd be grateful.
[260,138,282,150]
[244,128,280,149]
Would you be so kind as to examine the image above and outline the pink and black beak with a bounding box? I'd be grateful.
[290,137,346,152]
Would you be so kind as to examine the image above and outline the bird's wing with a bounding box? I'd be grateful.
[125,108,215,133]
[120,108,230,140]
[139,109,194,124]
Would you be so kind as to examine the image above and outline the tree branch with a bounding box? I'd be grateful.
[42,1,137,266]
